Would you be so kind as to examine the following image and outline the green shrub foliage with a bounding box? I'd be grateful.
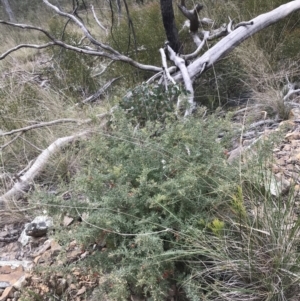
[68,109,238,300]
[120,83,185,123]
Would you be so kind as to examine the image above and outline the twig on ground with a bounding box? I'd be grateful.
[82,77,122,103]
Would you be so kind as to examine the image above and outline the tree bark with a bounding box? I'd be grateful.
[160,0,181,53]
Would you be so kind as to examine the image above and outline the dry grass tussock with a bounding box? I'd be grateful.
[181,182,300,301]
[234,41,300,121]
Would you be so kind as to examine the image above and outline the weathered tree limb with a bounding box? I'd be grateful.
[0,21,162,73]
[2,1,300,82]
[159,48,176,85]
[1,0,300,112]
[175,1,300,82]
[205,25,227,41]
[166,44,195,116]
[0,131,90,209]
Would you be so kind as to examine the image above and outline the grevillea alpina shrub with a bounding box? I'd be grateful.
[65,108,239,300]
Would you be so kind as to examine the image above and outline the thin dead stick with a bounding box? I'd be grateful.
[0,113,108,137]
[0,42,55,60]
[1,132,22,149]
[91,4,107,35]
[82,78,121,103]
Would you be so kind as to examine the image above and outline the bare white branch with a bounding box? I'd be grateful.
[159,48,176,85]
[284,88,300,102]
[166,45,195,116]
[227,17,234,33]
[182,31,209,60]
[91,4,108,35]
[175,1,300,82]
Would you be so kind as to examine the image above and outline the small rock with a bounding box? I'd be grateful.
[271,164,282,173]
[37,250,52,264]
[76,286,86,296]
[63,216,74,227]
[67,249,82,262]
[31,240,51,257]
[69,284,76,290]
[13,291,20,299]
[276,157,286,166]
[285,132,300,141]
[25,222,48,237]
[50,240,62,257]
[286,164,297,171]
[13,275,26,290]
[289,108,300,120]
[55,278,67,296]
[19,216,53,245]
[290,139,300,146]
[282,144,292,151]
[0,283,9,290]
[0,266,24,289]
[0,287,15,301]
[228,146,243,163]
[69,240,77,249]
[279,120,295,130]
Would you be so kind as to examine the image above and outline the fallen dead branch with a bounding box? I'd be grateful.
[0,131,90,209]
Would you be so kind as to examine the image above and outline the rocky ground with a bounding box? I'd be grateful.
[2,107,300,301]
[0,214,106,301]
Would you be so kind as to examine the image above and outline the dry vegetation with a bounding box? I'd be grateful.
[1,0,300,300]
